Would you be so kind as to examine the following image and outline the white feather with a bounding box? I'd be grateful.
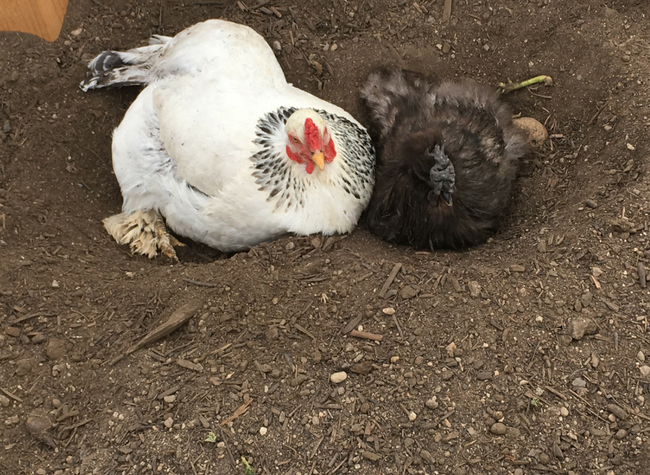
[103,19,374,252]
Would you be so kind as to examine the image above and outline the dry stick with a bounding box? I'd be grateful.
[12,311,57,324]
[127,300,202,355]
[294,323,316,340]
[638,262,647,288]
[393,315,404,340]
[221,398,253,426]
[310,435,325,459]
[545,385,568,401]
[219,427,237,469]
[0,387,23,402]
[442,0,453,22]
[350,330,383,341]
[182,278,218,288]
[379,263,402,298]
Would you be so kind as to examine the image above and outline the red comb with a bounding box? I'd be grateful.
[304,118,320,151]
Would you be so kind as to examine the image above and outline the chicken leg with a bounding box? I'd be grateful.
[103,210,183,260]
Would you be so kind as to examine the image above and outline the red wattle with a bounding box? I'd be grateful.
[286,145,303,164]
[324,137,336,163]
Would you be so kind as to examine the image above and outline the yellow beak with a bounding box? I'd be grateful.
[311,151,325,171]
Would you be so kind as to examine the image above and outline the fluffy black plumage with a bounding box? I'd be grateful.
[360,66,529,250]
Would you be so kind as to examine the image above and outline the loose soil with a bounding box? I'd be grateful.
[2,1,650,474]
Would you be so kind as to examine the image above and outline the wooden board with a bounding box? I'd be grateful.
[0,0,69,42]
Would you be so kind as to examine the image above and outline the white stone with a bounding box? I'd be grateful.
[330,372,347,384]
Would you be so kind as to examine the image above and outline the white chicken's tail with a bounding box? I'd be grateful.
[79,35,172,92]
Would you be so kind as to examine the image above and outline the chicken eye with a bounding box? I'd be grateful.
[290,136,300,143]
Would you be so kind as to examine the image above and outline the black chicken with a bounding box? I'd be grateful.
[360,66,529,250]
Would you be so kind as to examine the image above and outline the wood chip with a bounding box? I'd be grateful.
[0,387,23,402]
[294,323,316,340]
[220,398,253,425]
[639,262,646,288]
[379,263,402,298]
[350,330,383,341]
[544,386,568,401]
[342,315,363,334]
[361,450,381,461]
[127,301,202,355]
[442,0,453,22]
[177,359,203,372]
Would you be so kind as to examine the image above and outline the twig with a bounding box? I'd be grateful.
[499,75,553,94]
[126,301,202,355]
[379,263,402,298]
[393,315,403,340]
[436,409,455,425]
[11,311,57,324]
[442,0,453,22]
[221,398,253,425]
[588,100,609,126]
[219,427,237,469]
[0,387,23,402]
[544,386,568,401]
[638,262,646,288]
[310,435,325,459]
[294,323,316,340]
[342,315,363,334]
[182,278,217,288]
[350,330,383,341]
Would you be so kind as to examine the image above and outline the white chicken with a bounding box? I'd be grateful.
[81,19,375,259]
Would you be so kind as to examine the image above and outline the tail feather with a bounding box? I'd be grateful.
[80,39,170,92]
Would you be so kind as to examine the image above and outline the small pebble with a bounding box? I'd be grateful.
[468,281,481,298]
[572,378,586,388]
[615,429,627,439]
[51,280,60,288]
[490,422,507,435]
[638,351,646,362]
[0,395,10,407]
[408,411,417,422]
[425,396,439,409]
[259,427,268,436]
[4,326,21,338]
[4,415,19,425]
[272,40,281,52]
[539,453,550,464]
[584,199,598,209]
[52,398,62,408]
[608,404,627,420]
[163,395,176,403]
[330,371,347,384]
[400,285,417,299]
[569,317,597,340]
[560,407,569,417]
[639,365,650,378]
[382,307,396,315]
[164,417,174,428]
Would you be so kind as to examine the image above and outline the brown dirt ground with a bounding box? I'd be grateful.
[2,1,650,474]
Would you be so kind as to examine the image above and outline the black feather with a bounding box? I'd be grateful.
[360,66,529,250]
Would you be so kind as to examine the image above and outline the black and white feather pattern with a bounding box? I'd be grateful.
[360,66,529,250]
[252,107,375,212]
